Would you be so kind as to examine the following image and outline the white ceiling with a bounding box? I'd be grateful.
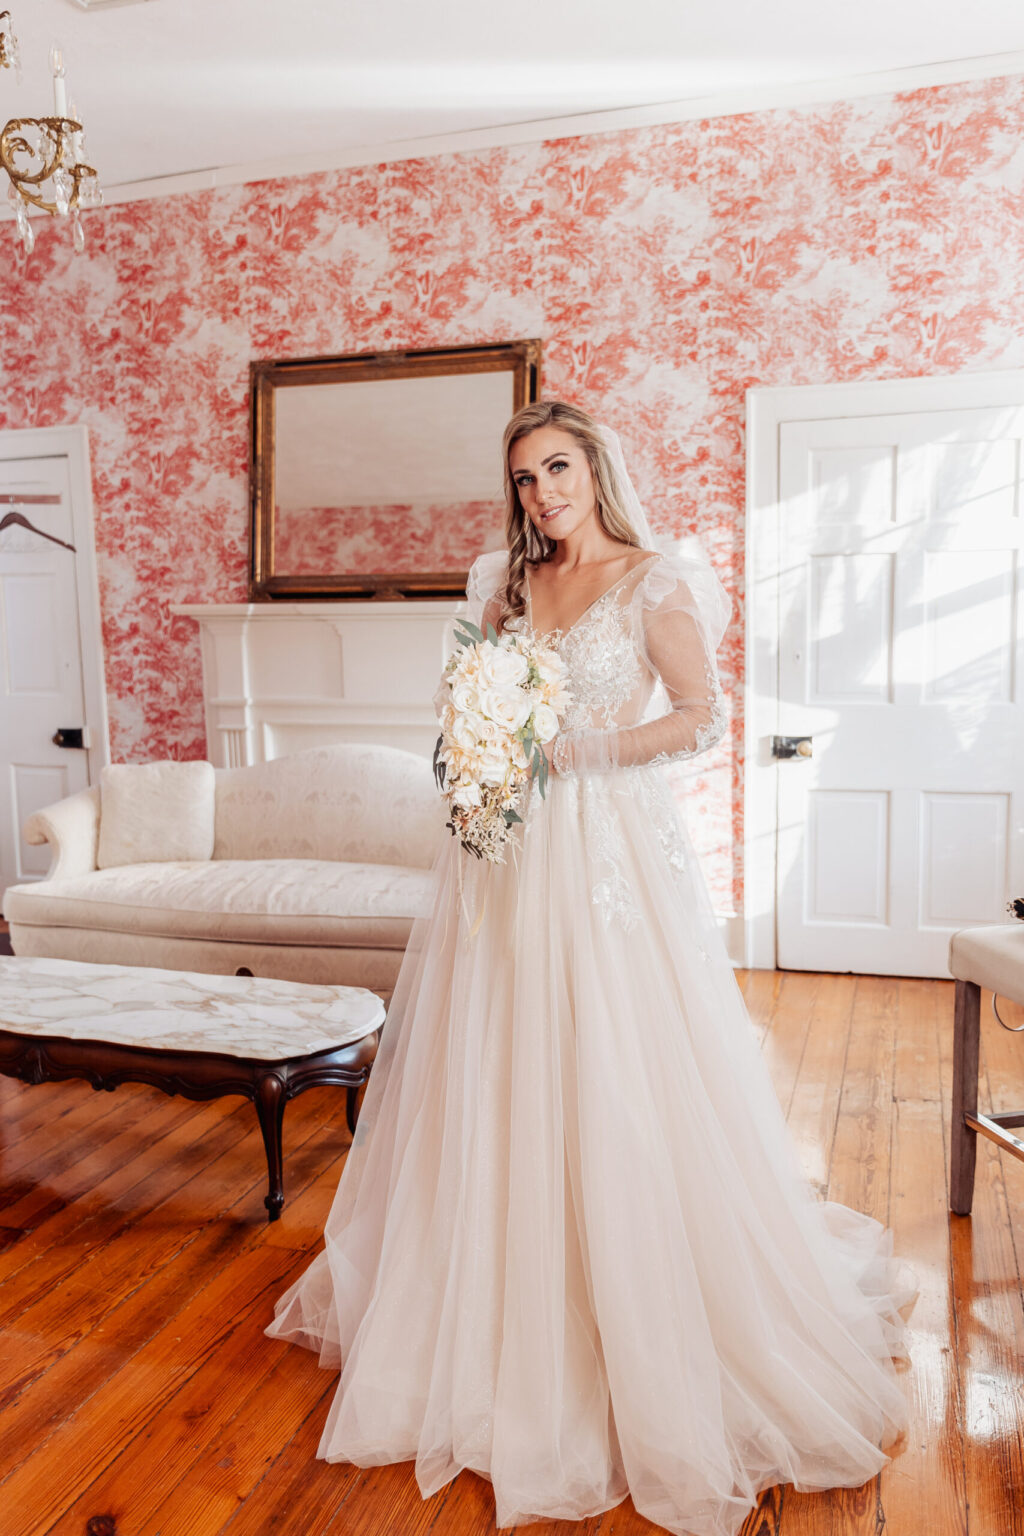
[2,0,1023,196]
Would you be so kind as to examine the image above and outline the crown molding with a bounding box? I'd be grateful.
[4,46,1024,220]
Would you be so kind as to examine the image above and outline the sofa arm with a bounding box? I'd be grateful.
[23,785,101,880]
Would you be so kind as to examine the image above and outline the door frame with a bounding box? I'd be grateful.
[0,423,110,785]
[744,366,1024,971]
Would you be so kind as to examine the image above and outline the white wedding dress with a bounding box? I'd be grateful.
[266,548,915,1536]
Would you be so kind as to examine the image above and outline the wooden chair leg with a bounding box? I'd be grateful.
[951,979,981,1215]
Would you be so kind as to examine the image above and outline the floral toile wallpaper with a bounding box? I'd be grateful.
[2,72,1023,911]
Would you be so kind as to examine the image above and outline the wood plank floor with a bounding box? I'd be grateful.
[0,970,1021,1536]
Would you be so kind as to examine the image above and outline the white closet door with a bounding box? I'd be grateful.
[0,456,90,900]
[776,406,1023,977]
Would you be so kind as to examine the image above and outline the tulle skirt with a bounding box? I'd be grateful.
[266,766,916,1536]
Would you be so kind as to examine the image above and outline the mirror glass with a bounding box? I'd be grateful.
[250,340,541,599]
[274,371,512,576]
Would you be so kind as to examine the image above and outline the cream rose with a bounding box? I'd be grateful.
[480,644,529,686]
[451,677,484,715]
[475,716,505,745]
[480,683,532,732]
[477,746,511,787]
[451,780,483,809]
[530,703,559,744]
[450,710,487,751]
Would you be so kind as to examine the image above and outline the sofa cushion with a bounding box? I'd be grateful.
[5,859,437,950]
[212,745,441,869]
[98,762,216,869]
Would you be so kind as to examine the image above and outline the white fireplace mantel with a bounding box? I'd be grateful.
[171,599,462,767]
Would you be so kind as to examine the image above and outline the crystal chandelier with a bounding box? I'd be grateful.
[0,9,102,254]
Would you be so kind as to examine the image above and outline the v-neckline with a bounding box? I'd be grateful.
[525,551,660,641]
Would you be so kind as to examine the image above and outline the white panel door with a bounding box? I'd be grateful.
[0,457,90,900]
[776,406,1024,977]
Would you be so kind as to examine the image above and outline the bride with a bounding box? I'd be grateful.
[266,399,916,1536]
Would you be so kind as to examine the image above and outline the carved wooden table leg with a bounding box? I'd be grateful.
[951,978,981,1215]
[0,1020,380,1223]
[254,1068,287,1221]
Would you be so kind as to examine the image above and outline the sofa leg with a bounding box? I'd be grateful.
[347,1083,363,1136]
[951,979,981,1216]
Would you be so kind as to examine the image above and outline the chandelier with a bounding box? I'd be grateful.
[0,9,102,254]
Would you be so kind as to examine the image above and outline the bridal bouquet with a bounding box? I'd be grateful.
[433,617,572,863]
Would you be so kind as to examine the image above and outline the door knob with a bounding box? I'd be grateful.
[771,735,813,760]
[52,727,85,749]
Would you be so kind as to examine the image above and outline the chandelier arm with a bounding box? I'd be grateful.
[2,118,69,185]
[1,118,95,214]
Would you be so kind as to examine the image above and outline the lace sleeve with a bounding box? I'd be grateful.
[432,548,509,721]
[552,549,731,774]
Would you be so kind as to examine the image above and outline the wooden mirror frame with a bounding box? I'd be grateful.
[249,338,542,600]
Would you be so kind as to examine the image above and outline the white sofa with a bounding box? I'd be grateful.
[3,744,442,1003]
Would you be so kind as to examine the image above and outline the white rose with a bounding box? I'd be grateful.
[450,710,487,751]
[477,746,511,787]
[531,703,559,744]
[480,645,529,686]
[451,677,484,714]
[480,683,532,732]
[475,716,504,745]
[451,781,483,809]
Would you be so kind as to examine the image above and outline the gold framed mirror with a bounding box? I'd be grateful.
[249,339,542,599]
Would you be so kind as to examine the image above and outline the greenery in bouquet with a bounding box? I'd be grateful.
[433,617,572,863]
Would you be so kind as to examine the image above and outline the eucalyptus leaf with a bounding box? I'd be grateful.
[431,735,446,790]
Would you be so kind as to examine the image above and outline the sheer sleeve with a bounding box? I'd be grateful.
[464,548,509,631]
[551,552,731,774]
[432,549,509,722]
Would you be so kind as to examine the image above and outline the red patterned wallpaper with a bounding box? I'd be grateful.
[2,73,1022,910]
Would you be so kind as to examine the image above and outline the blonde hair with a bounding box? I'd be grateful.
[496,400,642,634]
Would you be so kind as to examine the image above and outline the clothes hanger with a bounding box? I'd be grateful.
[0,510,77,553]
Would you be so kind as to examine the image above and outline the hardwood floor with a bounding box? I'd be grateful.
[0,970,1021,1536]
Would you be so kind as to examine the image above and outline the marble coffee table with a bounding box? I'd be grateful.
[0,955,385,1220]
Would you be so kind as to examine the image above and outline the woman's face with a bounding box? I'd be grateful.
[508,426,597,543]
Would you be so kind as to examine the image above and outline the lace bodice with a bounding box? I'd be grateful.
[437,546,732,930]
[474,549,729,777]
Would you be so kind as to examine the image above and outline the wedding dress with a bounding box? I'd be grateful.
[266,542,915,1536]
